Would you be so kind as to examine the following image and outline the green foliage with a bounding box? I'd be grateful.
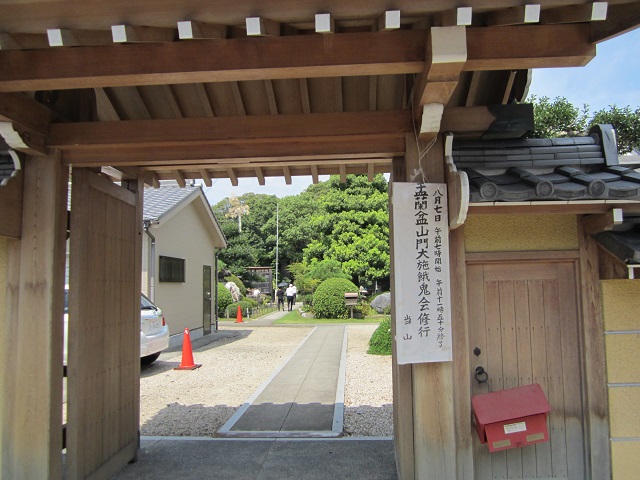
[217,283,233,313]
[590,105,640,154]
[300,293,314,307]
[528,96,640,154]
[225,274,247,295]
[226,300,254,318]
[312,277,358,319]
[367,317,392,355]
[529,95,589,138]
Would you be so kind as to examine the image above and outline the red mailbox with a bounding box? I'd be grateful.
[471,383,551,452]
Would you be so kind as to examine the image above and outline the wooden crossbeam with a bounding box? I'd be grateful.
[487,4,541,26]
[199,169,212,187]
[255,166,265,185]
[174,169,186,187]
[49,111,411,148]
[0,92,52,135]
[582,208,623,235]
[177,21,227,40]
[440,7,473,27]
[227,168,238,186]
[111,25,175,43]
[590,2,640,43]
[541,2,608,24]
[0,26,595,91]
[246,17,280,36]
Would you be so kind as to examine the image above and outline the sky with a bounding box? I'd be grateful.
[203,28,640,205]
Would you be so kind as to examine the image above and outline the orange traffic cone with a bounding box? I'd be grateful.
[174,328,202,370]
[235,305,243,323]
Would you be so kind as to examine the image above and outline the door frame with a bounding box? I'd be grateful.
[203,265,212,335]
[465,247,610,479]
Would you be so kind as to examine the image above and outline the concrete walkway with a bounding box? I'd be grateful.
[219,325,346,437]
[112,437,397,480]
[111,310,399,479]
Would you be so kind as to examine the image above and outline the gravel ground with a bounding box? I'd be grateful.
[139,324,393,437]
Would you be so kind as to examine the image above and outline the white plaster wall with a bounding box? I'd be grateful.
[148,202,216,338]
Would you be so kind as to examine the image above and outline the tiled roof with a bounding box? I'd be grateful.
[452,125,640,203]
[143,184,200,222]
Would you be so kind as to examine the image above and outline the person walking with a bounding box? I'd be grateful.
[276,286,285,311]
[285,284,295,311]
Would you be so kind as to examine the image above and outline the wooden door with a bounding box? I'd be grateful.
[467,259,587,480]
[203,265,212,335]
[67,169,142,479]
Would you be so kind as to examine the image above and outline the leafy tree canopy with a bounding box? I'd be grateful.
[529,95,640,154]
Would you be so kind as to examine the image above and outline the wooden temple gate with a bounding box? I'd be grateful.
[1,1,640,479]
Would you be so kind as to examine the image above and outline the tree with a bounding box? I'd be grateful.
[225,196,250,232]
[529,96,640,154]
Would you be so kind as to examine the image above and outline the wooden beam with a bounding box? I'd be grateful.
[227,168,238,186]
[440,7,473,26]
[299,78,311,114]
[0,26,596,91]
[49,111,412,149]
[199,168,212,187]
[255,166,265,185]
[311,164,319,184]
[487,4,541,26]
[47,28,80,47]
[0,92,52,135]
[541,2,608,24]
[194,83,214,117]
[590,2,640,43]
[0,121,47,155]
[378,10,401,31]
[177,21,227,40]
[419,103,444,141]
[230,82,246,116]
[368,162,375,182]
[174,169,186,187]
[264,80,278,115]
[465,24,594,70]
[501,70,517,104]
[147,171,161,188]
[339,164,346,183]
[111,24,175,43]
[283,166,291,185]
[412,26,467,124]
[246,17,280,36]
[94,88,121,121]
[582,208,623,235]
[0,152,22,238]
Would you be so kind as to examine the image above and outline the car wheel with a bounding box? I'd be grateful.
[141,352,161,365]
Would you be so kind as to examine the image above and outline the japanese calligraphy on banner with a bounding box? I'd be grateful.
[391,182,452,364]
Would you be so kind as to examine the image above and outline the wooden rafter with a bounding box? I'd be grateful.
[311,164,319,184]
[486,5,541,26]
[0,26,596,91]
[540,2,608,24]
[49,111,411,148]
[173,169,186,187]
[0,92,52,135]
[255,166,265,185]
[227,167,238,186]
[590,2,640,43]
[94,88,121,121]
[177,21,227,40]
[283,166,292,184]
[199,168,212,187]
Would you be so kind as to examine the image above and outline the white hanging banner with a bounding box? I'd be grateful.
[392,182,452,364]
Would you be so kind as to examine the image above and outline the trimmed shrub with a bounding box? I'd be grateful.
[312,277,358,319]
[368,317,392,355]
[300,293,314,307]
[226,300,254,318]
[217,282,233,313]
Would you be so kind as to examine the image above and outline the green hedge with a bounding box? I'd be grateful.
[226,300,254,318]
[367,317,392,355]
[312,277,358,319]
[217,283,233,313]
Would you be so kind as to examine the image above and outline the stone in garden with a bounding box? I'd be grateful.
[370,292,391,313]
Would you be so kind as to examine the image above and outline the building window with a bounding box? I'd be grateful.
[159,256,186,282]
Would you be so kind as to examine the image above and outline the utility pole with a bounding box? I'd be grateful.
[275,202,279,289]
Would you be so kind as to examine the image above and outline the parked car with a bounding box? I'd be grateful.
[64,289,169,366]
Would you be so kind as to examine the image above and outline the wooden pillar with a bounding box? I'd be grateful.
[1,154,68,479]
[391,134,459,479]
[577,218,611,479]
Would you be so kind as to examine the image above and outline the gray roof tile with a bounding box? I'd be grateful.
[143,185,200,222]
